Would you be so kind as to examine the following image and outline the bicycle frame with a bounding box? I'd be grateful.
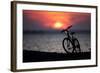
[64,30,74,41]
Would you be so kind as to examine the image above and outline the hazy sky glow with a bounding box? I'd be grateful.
[23,10,91,31]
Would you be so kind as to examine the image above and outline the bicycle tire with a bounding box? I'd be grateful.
[73,38,81,53]
[62,38,74,53]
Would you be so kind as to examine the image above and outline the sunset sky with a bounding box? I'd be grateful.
[23,10,91,31]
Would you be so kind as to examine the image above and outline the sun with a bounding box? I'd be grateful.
[53,22,63,29]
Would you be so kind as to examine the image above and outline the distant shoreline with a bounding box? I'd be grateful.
[23,30,90,34]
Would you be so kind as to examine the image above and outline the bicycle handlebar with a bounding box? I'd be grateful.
[67,25,72,30]
[61,25,72,33]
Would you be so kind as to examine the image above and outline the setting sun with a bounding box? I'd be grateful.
[53,22,64,29]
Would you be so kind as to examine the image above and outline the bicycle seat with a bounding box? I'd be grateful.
[70,32,75,35]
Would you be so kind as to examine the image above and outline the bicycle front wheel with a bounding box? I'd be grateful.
[62,38,73,53]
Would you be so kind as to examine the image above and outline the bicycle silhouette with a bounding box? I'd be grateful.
[61,25,81,53]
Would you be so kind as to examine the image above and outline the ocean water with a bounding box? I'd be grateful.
[23,32,90,53]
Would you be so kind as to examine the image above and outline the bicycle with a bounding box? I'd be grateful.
[61,25,81,53]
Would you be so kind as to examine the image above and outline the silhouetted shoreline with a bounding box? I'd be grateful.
[23,50,91,62]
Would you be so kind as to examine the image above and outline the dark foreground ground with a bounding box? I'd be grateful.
[23,50,91,62]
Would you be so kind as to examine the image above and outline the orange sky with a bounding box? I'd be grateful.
[23,10,90,30]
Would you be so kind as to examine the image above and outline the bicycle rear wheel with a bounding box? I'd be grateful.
[62,38,73,53]
[73,38,81,53]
